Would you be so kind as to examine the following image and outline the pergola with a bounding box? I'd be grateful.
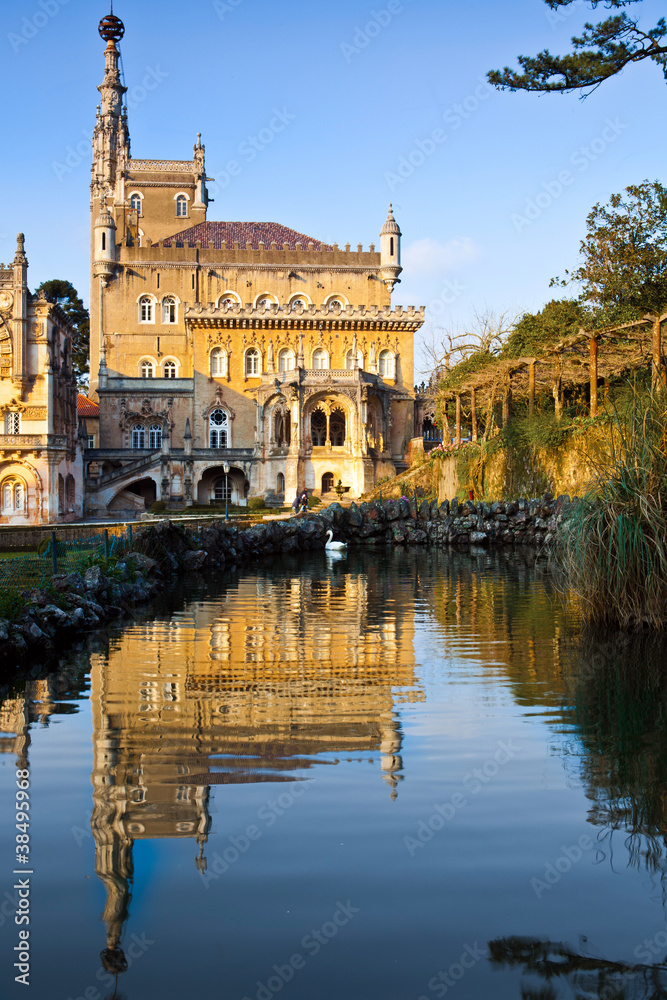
[439,314,666,445]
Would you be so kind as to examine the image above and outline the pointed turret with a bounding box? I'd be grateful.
[92,7,129,202]
[380,204,402,292]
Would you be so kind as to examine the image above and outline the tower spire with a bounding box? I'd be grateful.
[93,7,128,199]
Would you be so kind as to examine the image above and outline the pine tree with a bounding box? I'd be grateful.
[489,1,667,97]
[36,279,89,387]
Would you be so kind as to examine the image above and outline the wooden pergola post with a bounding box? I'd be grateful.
[471,389,477,443]
[455,394,461,446]
[528,361,535,418]
[653,314,666,390]
[589,334,598,417]
[502,375,511,428]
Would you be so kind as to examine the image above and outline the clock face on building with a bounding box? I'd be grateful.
[0,292,13,312]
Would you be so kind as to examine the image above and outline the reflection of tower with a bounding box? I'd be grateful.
[0,679,61,771]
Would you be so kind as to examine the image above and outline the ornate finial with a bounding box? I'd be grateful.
[99,4,125,43]
[13,233,28,266]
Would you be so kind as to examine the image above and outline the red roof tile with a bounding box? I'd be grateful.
[78,394,99,417]
[162,221,333,251]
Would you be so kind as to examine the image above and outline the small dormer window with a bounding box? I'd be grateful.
[176,195,188,218]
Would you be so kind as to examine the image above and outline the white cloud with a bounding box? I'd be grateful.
[401,236,478,276]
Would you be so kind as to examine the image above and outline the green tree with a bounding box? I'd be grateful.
[488,1,667,97]
[559,180,667,385]
[36,279,89,387]
[502,299,588,359]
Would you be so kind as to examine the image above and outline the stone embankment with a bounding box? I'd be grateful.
[0,495,569,670]
[320,494,569,548]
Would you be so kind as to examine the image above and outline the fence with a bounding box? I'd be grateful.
[0,525,136,592]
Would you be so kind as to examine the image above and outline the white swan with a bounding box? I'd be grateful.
[325,529,347,551]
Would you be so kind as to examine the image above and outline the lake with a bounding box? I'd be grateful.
[1,547,666,1000]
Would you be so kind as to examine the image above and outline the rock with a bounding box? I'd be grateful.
[84,565,104,593]
[419,500,431,521]
[41,604,74,628]
[29,623,46,640]
[438,500,449,518]
[346,504,363,527]
[470,531,489,546]
[72,608,85,623]
[406,529,428,544]
[52,572,86,593]
[385,500,401,522]
[0,620,8,641]
[450,498,459,516]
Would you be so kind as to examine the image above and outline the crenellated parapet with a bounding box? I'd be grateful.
[185,301,425,331]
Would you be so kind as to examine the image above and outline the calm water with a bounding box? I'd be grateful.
[1,548,667,1000]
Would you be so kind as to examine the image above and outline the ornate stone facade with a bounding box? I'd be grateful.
[85,13,424,516]
[0,236,82,524]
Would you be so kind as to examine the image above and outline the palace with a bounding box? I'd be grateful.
[84,8,425,517]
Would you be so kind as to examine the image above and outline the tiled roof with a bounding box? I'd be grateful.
[162,221,333,251]
[78,394,99,417]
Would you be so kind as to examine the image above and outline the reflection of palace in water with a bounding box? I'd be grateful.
[89,558,423,958]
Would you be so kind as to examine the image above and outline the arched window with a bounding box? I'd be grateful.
[327,298,344,314]
[149,424,162,449]
[209,409,229,449]
[277,472,285,494]
[130,193,142,215]
[312,349,328,370]
[101,232,106,251]
[345,349,363,370]
[245,348,260,377]
[290,297,307,312]
[379,350,395,379]
[311,409,326,447]
[322,472,334,495]
[5,412,20,435]
[162,296,177,324]
[58,474,65,513]
[2,478,24,512]
[210,348,227,378]
[140,360,155,378]
[66,474,75,510]
[132,424,145,449]
[330,407,346,446]
[163,360,177,379]
[219,295,238,311]
[176,194,188,217]
[278,348,295,373]
[139,296,153,323]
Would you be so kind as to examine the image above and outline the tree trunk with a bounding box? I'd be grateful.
[589,336,598,417]
[471,389,477,442]
[653,314,665,390]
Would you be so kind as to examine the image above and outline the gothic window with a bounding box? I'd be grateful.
[345,350,363,370]
[245,348,260,377]
[2,479,24,512]
[210,348,227,378]
[311,409,326,447]
[139,296,153,323]
[277,472,285,494]
[5,412,20,435]
[163,360,177,379]
[162,297,177,324]
[312,349,328,370]
[209,408,229,449]
[58,474,65,513]
[149,424,162,449]
[132,424,145,449]
[330,407,346,446]
[176,195,188,218]
[130,193,142,215]
[213,475,232,501]
[274,410,290,448]
[379,350,395,379]
[66,474,75,510]
[278,348,295,373]
[322,472,334,494]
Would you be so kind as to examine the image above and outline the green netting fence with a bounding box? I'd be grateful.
[0,525,136,592]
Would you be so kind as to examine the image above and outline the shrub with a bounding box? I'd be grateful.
[150,500,167,513]
[307,495,321,508]
[0,587,26,621]
[247,497,266,511]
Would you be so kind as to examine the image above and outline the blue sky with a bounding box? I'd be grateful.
[2,0,665,376]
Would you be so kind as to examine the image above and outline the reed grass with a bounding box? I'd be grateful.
[556,384,667,628]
